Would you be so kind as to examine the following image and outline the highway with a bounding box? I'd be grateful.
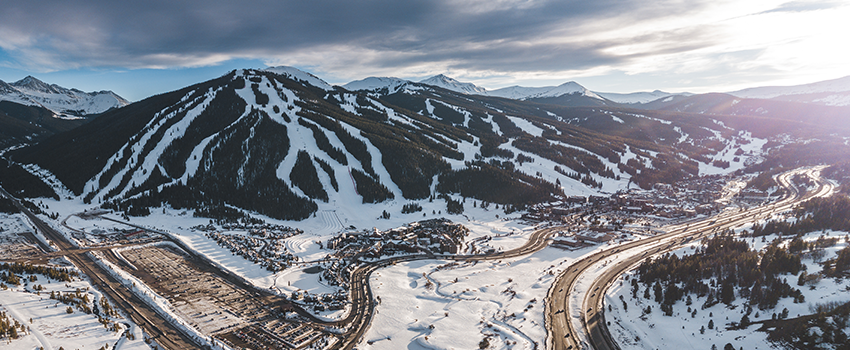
[0,187,204,350]
[546,167,834,350]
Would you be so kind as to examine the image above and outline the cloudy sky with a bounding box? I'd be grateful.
[1,0,848,101]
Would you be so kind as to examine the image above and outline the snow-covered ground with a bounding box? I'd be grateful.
[361,245,593,350]
[698,130,767,176]
[605,229,850,350]
[0,264,152,350]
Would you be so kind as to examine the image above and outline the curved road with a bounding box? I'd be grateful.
[547,167,833,350]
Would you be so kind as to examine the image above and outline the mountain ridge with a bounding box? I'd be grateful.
[11,67,850,222]
[0,75,130,117]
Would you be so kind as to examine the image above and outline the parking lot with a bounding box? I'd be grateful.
[117,244,331,349]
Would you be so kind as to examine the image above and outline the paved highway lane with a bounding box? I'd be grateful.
[547,167,833,350]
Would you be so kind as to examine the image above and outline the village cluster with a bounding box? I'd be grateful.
[194,223,303,272]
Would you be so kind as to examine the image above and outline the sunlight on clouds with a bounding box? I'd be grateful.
[560,0,850,90]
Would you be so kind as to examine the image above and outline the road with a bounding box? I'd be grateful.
[0,187,204,350]
[547,167,833,350]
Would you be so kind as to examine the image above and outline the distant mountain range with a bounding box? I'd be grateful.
[345,73,850,107]
[0,76,129,117]
[728,75,850,106]
[345,74,684,106]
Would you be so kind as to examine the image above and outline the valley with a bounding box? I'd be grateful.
[0,67,849,350]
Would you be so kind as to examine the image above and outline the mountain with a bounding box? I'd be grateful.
[419,74,488,95]
[728,75,850,106]
[0,101,87,149]
[13,67,850,219]
[596,90,688,104]
[342,77,412,94]
[0,76,129,117]
[264,66,334,91]
[12,67,730,219]
[396,75,612,107]
[484,85,552,99]
[636,92,850,137]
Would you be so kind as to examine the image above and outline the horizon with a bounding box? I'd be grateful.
[3,65,848,103]
[1,0,849,101]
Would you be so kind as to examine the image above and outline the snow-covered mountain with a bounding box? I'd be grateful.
[524,81,603,100]
[596,90,683,104]
[357,74,606,103]
[728,75,850,106]
[15,68,733,220]
[17,67,846,221]
[264,66,334,91]
[419,74,488,95]
[342,77,412,94]
[484,85,551,99]
[0,76,129,117]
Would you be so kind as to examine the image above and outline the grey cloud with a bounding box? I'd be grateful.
[0,0,718,74]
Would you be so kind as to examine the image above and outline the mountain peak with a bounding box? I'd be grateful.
[524,80,602,100]
[12,75,60,94]
[419,74,487,94]
[264,66,333,91]
[343,76,411,93]
[1,76,129,115]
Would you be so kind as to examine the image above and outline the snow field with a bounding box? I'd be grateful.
[605,229,850,350]
[363,246,596,350]
[0,266,152,350]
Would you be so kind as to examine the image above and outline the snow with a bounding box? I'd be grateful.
[545,139,633,191]
[487,82,603,101]
[596,90,676,104]
[0,265,153,350]
[813,93,850,106]
[21,163,75,199]
[264,66,334,91]
[729,75,850,102]
[342,77,410,93]
[83,87,215,200]
[0,76,129,116]
[362,245,596,350]
[698,130,767,176]
[497,141,605,197]
[419,74,487,95]
[605,228,850,350]
[506,116,544,137]
[526,82,603,100]
[488,86,553,100]
[484,113,503,136]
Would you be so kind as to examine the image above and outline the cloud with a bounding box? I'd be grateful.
[758,0,845,14]
[1,0,847,92]
[0,1,712,72]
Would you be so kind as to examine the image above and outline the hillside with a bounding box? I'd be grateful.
[12,67,850,220]
[0,101,87,149]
